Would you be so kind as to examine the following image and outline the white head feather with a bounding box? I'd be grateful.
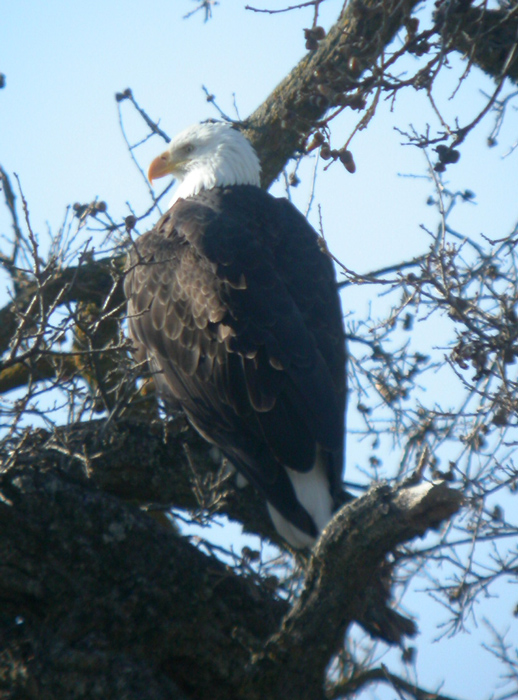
[148,122,262,206]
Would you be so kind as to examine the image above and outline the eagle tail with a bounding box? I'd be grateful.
[267,450,334,549]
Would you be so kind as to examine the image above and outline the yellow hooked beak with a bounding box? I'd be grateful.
[148,151,175,183]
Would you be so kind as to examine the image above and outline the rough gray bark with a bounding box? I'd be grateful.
[244,0,421,187]
[3,416,279,543]
[0,428,461,699]
[437,0,518,85]
[0,455,286,700]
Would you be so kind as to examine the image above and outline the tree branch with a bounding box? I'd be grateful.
[0,255,124,359]
[0,461,286,700]
[437,0,518,85]
[1,415,280,545]
[243,0,421,188]
[330,665,463,700]
[0,434,462,700]
[244,482,462,700]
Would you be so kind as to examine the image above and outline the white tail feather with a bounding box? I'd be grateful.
[267,454,333,549]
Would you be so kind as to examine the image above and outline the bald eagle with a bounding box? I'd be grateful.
[124,122,346,548]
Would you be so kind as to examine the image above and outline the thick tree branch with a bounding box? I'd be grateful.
[437,0,518,84]
[243,481,462,700]
[243,0,420,188]
[0,439,461,700]
[0,463,286,700]
[2,415,280,545]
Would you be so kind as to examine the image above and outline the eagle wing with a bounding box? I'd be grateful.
[124,185,346,536]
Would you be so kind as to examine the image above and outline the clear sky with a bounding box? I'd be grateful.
[2,2,518,698]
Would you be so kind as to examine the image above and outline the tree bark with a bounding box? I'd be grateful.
[0,458,286,700]
[244,0,421,188]
[437,0,518,84]
[0,434,461,699]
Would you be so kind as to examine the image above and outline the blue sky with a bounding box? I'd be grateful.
[2,1,518,697]
[2,1,516,270]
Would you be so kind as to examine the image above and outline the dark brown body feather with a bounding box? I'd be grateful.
[124,185,346,538]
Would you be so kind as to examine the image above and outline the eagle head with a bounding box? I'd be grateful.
[148,121,261,205]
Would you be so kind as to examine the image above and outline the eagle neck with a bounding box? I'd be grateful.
[169,145,261,206]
